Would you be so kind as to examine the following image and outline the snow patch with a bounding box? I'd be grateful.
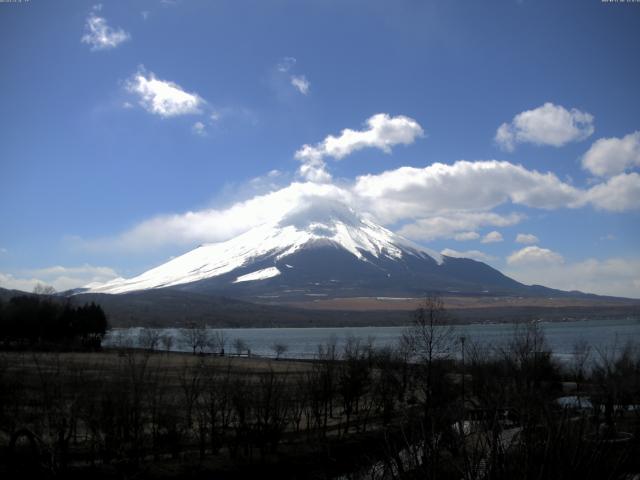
[233,267,281,283]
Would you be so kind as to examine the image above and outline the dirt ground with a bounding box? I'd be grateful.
[281,295,640,311]
[0,349,314,381]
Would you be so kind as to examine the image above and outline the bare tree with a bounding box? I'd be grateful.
[160,333,174,353]
[232,338,248,356]
[338,335,370,434]
[571,339,591,403]
[254,368,290,455]
[402,295,456,476]
[112,328,133,350]
[316,336,338,431]
[178,360,203,433]
[33,283,56,296]
[404,295,455,365]
[139,327,161,351]
[590,341,640,437]
[209,330,227,355]
[404,296,455,407]
[271,342,288,360]
[181,322,210,355]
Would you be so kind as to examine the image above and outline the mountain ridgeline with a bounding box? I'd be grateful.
[82,199,570,300]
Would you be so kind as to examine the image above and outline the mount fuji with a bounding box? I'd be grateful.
[84,199,564,301]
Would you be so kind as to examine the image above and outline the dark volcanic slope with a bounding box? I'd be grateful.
[168,243,568,301]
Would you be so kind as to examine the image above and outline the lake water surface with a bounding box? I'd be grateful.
[104,317,640,361]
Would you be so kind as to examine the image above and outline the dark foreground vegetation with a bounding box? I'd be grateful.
[0,293,108,350]
[1,297,640,479]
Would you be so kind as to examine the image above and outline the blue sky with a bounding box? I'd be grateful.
[0,0,639,297]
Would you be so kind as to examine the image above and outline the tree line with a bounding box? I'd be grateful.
[0,293,108,350]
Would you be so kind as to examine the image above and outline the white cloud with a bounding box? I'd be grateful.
[441,248,494,262]
[495,102,594,151]
[298,159,333,183]
[274,57,311,96]
[290,75,310,95]
[79,153,640,255]
[585,172,640,212]
[515,233,539,245]
[296,113,423,163]
[0,265,119,292]
[192,121,206,136]
[354,159,639,218]
[126,68,204,117]
[507,246,564,266]
[505,257,640,299]
[481,230,503,243]
[295,114,420,182]
[397,212,523,242]
[582,131,640,177]
[454,231,480,241]
[354,160,582,223]
[82,182,352,252]
[141,11,150,20]
[295,113,423,183]
[89,162,551,248]
[81,5,130,51]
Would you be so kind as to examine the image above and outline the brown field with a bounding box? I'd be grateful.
[0,347,408,479]
[280,295,640,311]
[0,349,313,375]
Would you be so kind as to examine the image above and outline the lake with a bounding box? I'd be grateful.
[104,317,640,361]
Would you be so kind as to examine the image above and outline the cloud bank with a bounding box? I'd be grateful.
[0,265,120,292]
[81,160,639,251]
[506,258,640,299]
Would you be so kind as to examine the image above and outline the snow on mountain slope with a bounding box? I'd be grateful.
[234,267,281,283]
[86,200,443,294]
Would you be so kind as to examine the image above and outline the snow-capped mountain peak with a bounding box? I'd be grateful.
[86,199,443,295]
